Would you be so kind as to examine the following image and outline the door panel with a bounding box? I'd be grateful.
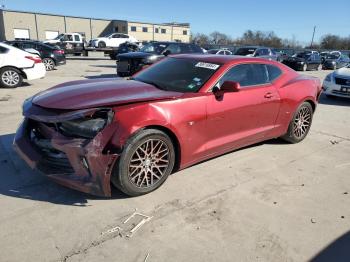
[205,84,280,156]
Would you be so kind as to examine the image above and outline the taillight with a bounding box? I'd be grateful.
[54,49,65,55]
[25,56,42,64]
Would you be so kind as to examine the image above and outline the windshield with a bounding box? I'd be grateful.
[133,58,221,93]
[53,34,64,40]
[140,43,169,54]
[235,48,257,56]
[104,33,114,38]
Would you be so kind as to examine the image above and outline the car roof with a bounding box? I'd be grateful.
[171,54,279,65]
[149,41,195,45]
[237,46,270,49]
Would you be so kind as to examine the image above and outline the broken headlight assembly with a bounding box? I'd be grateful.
[59,109,114,139]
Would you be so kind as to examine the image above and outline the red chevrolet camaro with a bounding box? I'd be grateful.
[14,55,322,197]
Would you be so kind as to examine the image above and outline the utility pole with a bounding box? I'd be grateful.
[310,26,316,48]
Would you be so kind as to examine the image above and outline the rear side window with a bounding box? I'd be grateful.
[266,65,282,82]
[219,64,269,87]
[22,43,35,49]
[74,35,80,41]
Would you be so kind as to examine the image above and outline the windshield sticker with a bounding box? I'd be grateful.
[188,84,196,89]
[193,77,201,82]
[195,62,220,70]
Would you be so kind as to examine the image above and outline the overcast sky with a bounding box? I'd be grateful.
[3,0,350,45]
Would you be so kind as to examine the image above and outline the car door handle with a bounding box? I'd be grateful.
[264,92,273,98]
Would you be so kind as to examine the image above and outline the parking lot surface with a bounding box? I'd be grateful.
[0,56,349,262]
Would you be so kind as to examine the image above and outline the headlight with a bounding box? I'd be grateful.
[60,109,114,138]
[143,55,158,64]
[325,74,332,82]
[297,61,304,64]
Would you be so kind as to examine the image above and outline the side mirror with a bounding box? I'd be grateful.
[213,81,240,97]
[163,50,171,56]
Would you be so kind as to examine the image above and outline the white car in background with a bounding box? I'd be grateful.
[0,42,46,88]
[323,65,350,98]
[90,33,137,48]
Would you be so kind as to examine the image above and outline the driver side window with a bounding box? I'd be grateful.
[63,34,73,41]
[217,64,269,88]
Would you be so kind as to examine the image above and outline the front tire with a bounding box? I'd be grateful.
[282,102,313,143]
[302,63,307,71]
[43,58,55,71]
[111,129,176,196]
[0,67,23,88]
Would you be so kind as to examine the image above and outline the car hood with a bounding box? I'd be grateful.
[44,39,59,44]
[32,78,183,110]
[117,52,162,59]
[334,67,350,77]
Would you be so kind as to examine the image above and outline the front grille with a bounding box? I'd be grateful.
[332,90,350,97]
[117,58,143,74]
[29,120,74,174]
[335,77,350,86]
[117,60,130,72]
[37,155,74,174]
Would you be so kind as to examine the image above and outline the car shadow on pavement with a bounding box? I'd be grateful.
[90,65,117,68]
[0,133,127,206]
[66,57,110,61]
[318,93,350,107]
[310,231,350,262]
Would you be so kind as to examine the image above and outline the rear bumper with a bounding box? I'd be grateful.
[13,108,119,197]
[23,63,46,80]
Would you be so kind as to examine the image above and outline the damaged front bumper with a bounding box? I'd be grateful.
[13,102,120,197]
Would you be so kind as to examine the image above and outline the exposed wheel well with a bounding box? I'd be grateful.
[304,99,316,112]
[0,66,27,79]
[143,125,181,172]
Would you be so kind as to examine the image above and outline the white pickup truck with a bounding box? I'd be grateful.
[44,33,85,55]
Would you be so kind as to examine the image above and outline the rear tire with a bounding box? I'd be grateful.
[281,102,313,143]
[43,58,55,71]
[111,129,175,197]
[0,67,23,88]
[98,41,106,48]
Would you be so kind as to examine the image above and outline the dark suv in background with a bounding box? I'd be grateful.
[322,53,350,70]
[5,40,66,71]
[116,42,204,76]
[283,52,322,71]
[234,46,278,60]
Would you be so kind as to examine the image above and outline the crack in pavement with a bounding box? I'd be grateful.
[311,130,350,141]
[60,176,257,262]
